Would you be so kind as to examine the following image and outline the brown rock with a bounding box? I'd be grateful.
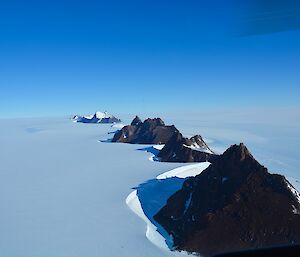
[154,144,300,256]
[112,117,179,144]
[158,131,217,163]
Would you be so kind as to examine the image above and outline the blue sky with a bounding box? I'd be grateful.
[0,0,300,118]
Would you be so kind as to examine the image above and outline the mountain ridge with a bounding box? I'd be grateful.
[154,143,300,256]
[72,111,121,124]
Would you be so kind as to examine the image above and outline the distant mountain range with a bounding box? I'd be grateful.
[154,143,300,256]
[112,116,216,162]
[72,111,121,124]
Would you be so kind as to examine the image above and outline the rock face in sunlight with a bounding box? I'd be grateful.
[72,111,121,124]
[158,131,217,163]
[154,143,300,257]
[112,117,179,144]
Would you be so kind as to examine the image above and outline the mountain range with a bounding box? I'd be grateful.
[112,116,217,163]
[72,111,121,124]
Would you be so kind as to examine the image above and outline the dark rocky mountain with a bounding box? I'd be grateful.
[73,111,121,124]
[131,116,142,126]
[157,131,217,163]
[154,143,300,256]
[112,117,179,144]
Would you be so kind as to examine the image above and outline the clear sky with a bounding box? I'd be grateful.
[1,0,300,118]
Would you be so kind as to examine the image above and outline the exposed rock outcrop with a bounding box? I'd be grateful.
[131,116,142,126]
[112,117,179,144]
[154,143,300,256]
[158,131,217,163]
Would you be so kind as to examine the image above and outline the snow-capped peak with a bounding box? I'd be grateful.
[72,111,121,124]
[182,135,214,154]
[95,111,109,119]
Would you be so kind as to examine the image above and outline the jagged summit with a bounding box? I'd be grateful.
[157,131,216,163]
[131,116,142,126]
[167,130,184,144]
[189,135,207,147]
[112,117,179,144]
[154,143,300,256]
[222,143,253,162]
[202,143,266,181]
[185,135,214,154]
[143,117,165,127]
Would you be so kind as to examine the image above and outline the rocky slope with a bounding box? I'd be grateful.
[154,143,300,256]
[130,115,142,126]
[112,117,179,144]
[157,131,217,163]
[73,111,121,124]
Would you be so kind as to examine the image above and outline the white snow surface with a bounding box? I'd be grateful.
[183,144,213,154]
[286,182,300,204]
[157,162,211,179]
[1,112,300,257]
[126,162,211,253]
[111,123,125,129]
[84,114,95,119]
[125,190,171,252]
[73,111,117,122]
[95,111,108,119]
[153,145,165,151]
[0,117,183,257]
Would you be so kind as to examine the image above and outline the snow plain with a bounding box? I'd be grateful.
[0,111,299,257]
[0,117,184,257]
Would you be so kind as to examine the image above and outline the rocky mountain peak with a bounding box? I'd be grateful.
[190,134,204,143]
[112,117,178,144]
[222,143,253,162]
[200,143,266,181]
[131,116,142,126]
[143,118,165,127]
[154,143,300,256]
[171,130,185,143]
[157,131,216,163]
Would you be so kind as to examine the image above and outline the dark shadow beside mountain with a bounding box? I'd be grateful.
[135,176,185,247]
[137,146,161,161]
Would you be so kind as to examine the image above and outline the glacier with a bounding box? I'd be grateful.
[0,111,299,257]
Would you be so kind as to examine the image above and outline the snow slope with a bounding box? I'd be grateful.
[157,162,211,179]
[0,117,183,257]
[127,162,211,252]
[183,144,213,154]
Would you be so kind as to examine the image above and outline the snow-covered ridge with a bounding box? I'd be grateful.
[286,180,300,206]
[157,162,211,179]
[182,135,214,154]
[72,111,121,124]
[183,144,214,154]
